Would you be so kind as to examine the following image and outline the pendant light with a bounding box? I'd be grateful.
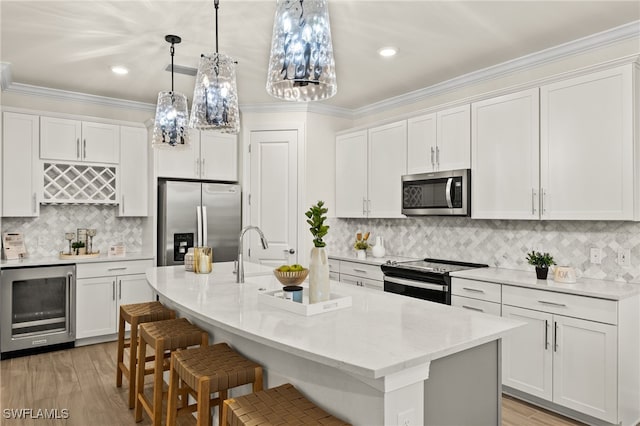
[152,35,191,149]
[189,0,240,134]
[266,0,337,102]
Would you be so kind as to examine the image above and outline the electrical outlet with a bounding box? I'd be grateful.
[617,248,631,267]
[397,409,415,426]
[590,248,602,265]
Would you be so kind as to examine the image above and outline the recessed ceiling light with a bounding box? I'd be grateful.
[111,66,129,75]
[378,47,397,58]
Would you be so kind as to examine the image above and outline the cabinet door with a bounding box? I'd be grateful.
[2,112,40,217]
[335,130,367,218]
[40,116,82,161]
[118,126,148,217]
[451,295,501,316]
[553,316,617,423]
[501,305,553,401]
[200,132,238,181]
[407,113,437,174]
[156,129,199,179]
[76,277,117,338]
[436,104,470,171]
[367,121,407,218]
[118,274,154,305]
[540,65,633,220]
[81,122,119,164]
[471,89,540,219]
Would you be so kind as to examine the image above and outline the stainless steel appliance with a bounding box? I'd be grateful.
[381,258,488,304]
[402,169,471,216]
[1,264,76,358]
[157,179,241,266]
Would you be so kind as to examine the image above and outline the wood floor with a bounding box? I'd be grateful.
[0,342,585,426]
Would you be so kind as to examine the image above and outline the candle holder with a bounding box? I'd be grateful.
[194,246,212,274]
[64,232,75,255]
[87,229,97,254]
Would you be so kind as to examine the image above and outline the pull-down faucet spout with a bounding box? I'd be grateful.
[236,226,268,283]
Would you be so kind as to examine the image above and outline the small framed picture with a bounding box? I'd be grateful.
[77,228,88,248]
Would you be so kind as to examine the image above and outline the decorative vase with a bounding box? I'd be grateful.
[371,236,386,258]
[356,249,367,260]
[535,266,549,280]
[309,247,330,303]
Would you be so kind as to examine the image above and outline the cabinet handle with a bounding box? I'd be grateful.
[367,199,371,214]
[538,300,566,308]
[112,280,116,301]
[76,138,80,159]
[122,195,125,214]
[201,158,205,177]
[83,139,87,158]
[32,193,37,213]
[195,159,200,176]
[353,268,367,274]
[362,197,367,216]
[541,188,546,215]
[462,305,484,312]
[118,280,122,299]
[531,189,536,215]
[108,267,127,271]
[554,321,558,352]
[430,147,435,166]
[436,146,440,166]
[462,287,484,293]
[544,319,549,350]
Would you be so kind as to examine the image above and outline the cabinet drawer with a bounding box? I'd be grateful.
[328,258,340,273]
[502,285,617,325]
[451,278,501,303]
[329,272,340,281]
[340,261,383,281]
[340,274,382,290]
[76,259,153,279]
[451,295,501,316]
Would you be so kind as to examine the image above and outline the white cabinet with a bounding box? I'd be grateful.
[471,88,540,219]
[450,277,501,316]
[117,126,148,217]
[407,104,470,173]
[335,121,407,218]
[540,65,633,220]
[332,259,384,291]
[156,130,238,181]
[2,112,39,217]
[40,117,119,164]
[76,259,154,340]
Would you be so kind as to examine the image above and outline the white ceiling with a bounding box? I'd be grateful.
[1,1,639,111]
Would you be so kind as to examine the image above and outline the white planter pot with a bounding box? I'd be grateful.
[356,249,367,260]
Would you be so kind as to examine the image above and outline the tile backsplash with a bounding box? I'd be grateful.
[1,205,146,257]
[326,217,640,283]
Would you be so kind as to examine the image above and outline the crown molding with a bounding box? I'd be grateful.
[352,20,640,119]
[239,101,353,118]
[0,62,12,91]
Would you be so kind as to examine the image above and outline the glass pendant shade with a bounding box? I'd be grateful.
[189,52,240,134]
[151,91,190,148]
[266,0,337,102]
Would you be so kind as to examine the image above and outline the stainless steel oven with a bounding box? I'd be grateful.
[1,264,76,358]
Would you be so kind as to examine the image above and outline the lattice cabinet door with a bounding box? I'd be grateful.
[43,162,117,204]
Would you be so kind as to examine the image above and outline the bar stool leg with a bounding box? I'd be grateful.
[134,332,146,422]
[197,378,212,426]
[220,399,232,426]
[167,354,179,426]
[152,337,165,426]
[253,367,263,392]
[126,318,139,409]
[116,309,126,387]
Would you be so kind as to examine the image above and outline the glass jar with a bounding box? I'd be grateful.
[194,246,213,274]
[184,247,195,272]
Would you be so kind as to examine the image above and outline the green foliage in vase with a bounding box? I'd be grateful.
[71,241,85,255]
[526,250,555,267]
[305,200,330,248]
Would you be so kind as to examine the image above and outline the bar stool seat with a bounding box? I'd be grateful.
[167,343,263,426]
[221,383,351,426]
[116,301,176,409]
[135,317,209,426]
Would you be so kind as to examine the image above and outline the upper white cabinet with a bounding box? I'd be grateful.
[40,117,120,164]
[117,126,148,217]
[2,112,40,217]
[335,122,407,218]
[407,104,470,174]
[156,130,238,181]
[471,88,540,219]
[540,65,633,220]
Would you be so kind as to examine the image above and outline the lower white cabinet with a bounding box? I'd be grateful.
[76,259,154,339]
[328,258,384,291]
[451,277,501,315]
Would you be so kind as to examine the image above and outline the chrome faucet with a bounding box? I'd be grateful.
[236,226,269,283]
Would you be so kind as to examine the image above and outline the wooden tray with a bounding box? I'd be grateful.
[59,251,101,259]
[258,288,351,316]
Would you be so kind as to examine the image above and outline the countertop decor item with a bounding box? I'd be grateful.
[353,231,370,259]
[59,251,100,260]
[274,267,309,285]
[189,0,240,134]
[282,285,303,302]
[371,236,386,258]
[306,200,330,303]
[71,241,85,255]
[258,288,351,315]
[266,0,337,102]
[64,232,75,255]
[552,265,581,283]
[194,246,213,274]
[526,250,556,280]
[151,35,190,149]
[86,228,97,254]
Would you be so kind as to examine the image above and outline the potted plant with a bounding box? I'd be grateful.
[526,250,555,279]
[353,231,370,259]
[305,201,330,303]
[72,241,86,256]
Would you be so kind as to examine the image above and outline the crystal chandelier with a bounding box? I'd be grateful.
[266,0,337,102]
[152,35,190,149]
[189,0,240,134]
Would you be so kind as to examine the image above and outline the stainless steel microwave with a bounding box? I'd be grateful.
[401,169,470,216]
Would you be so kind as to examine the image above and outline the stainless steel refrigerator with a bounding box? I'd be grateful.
[157,179,241,266]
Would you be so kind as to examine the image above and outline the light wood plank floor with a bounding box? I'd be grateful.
[0,342,585,426]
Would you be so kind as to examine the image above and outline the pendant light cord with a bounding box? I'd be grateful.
[214,0,219,54]
[170,42,175,92]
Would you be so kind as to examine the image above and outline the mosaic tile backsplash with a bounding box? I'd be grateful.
[326,217,640,283]
[2,205,146,257]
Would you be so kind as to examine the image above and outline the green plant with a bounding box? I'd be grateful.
[354,240,369,250]
[305,201,329,248]
[526,250,555,268]
[72,241,85,255]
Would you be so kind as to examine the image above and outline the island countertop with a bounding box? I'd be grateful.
[146,263,522,380]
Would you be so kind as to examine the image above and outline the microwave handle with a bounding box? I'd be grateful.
[445,178,453,208]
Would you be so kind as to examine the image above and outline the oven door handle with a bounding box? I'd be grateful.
[385,276,448,292]
[67,272,74,337]
[445,177,453,208]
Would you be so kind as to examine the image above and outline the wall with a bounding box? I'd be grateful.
[326,217,640,283]
[1,205,146,257]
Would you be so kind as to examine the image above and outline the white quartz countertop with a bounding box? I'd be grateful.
[146,262,522,380]
[0,252,154,268]
[328,253,417,265]
[451,267,640,300]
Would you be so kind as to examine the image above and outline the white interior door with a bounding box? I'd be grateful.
[249,130,298,266]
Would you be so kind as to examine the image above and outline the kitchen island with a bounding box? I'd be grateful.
[146,263,522,426]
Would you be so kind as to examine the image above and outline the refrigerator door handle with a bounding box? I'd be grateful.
[202,206,208,247]
[196,206,203,247]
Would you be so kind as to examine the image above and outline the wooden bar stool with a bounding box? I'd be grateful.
[167,343,263,426]
[134,318,209,426]
[116,301,176,409]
